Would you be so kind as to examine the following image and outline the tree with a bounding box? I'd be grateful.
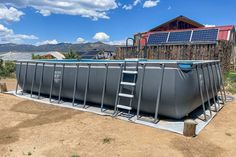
[32,54,43,59]
[64,49,80,59]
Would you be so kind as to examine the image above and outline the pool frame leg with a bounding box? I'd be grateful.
[22,62,29,95]
[114,63,123,115]
[201,64,212,117]
[210,63,220,111]
[196,65,207,121]
[214,62,224,104]
[101,63,108,112]
[38,63,45,99]
[83,64,91,108]
[15,62,22,94]
[154,63,165,123]
[58,64,65,104]
[136,63,146,119]
[49,63,56,102]
[30,63,38,98]
[207,63,217,112]
[72,64,79,106]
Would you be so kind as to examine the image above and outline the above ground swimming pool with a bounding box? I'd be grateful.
[15,59,225,120]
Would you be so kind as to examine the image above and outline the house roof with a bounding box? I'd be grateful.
[215,25,235,41]
[149,15,204,32]
[41,51,65,60]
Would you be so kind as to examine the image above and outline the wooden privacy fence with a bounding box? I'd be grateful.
[116,41,234,72]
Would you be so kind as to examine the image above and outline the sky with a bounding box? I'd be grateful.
[0,0,235,45]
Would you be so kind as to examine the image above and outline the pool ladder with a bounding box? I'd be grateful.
[114,61,139,116]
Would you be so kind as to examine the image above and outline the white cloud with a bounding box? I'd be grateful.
[106,40,126,45]
[36,39,58,45]
[0,24,37,44]
[106,39,134,45]
[0,4,24,22]
[204,24,216,27]
[76,37,86,44]
[0,0,118,20]
[134,0,141,6]
[122,0,141,10]
[93,32,110,41]
[143,0,160,8]
[123,5,133,10]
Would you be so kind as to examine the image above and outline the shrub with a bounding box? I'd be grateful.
[224,72,236,94]
[64,49,80,59]
[0,61,16,79]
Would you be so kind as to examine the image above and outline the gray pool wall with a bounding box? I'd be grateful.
[16,60,221,119]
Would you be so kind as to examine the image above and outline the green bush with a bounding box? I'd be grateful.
[0,61,16,79]
[32,54,44,59]
[64,49,80,59]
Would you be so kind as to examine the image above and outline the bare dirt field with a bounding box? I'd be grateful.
[0,79,236,157]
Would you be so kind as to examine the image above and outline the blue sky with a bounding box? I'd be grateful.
[0,0,235,45]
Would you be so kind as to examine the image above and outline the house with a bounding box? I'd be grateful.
[117,15,235,71]
[38,51,65,60]
[133,15,235,46]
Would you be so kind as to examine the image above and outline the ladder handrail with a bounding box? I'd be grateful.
[125,38,135,59]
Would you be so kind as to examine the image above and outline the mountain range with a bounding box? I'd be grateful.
[0,42,117,53]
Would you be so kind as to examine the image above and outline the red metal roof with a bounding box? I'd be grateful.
[215,25,235,41]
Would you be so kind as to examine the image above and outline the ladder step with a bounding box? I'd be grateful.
[118,93,134,98]
[117,104,132,110]
[120,82,136,86]
[122,70,138,74]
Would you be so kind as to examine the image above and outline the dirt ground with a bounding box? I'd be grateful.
[0,79,236,157]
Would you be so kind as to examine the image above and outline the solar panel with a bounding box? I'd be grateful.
[191,29,218,42]
[147,32,169,45]
[167,31,192,43]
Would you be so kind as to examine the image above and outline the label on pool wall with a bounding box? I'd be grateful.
[54,71,62,84]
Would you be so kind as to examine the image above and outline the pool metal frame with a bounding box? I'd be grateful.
[15,60,226,123]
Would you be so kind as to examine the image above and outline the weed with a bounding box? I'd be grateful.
[225,132,232,136]
[102,137,113,144]
[70,155,80,157]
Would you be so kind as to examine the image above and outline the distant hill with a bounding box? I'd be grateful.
[0,42,117,53]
